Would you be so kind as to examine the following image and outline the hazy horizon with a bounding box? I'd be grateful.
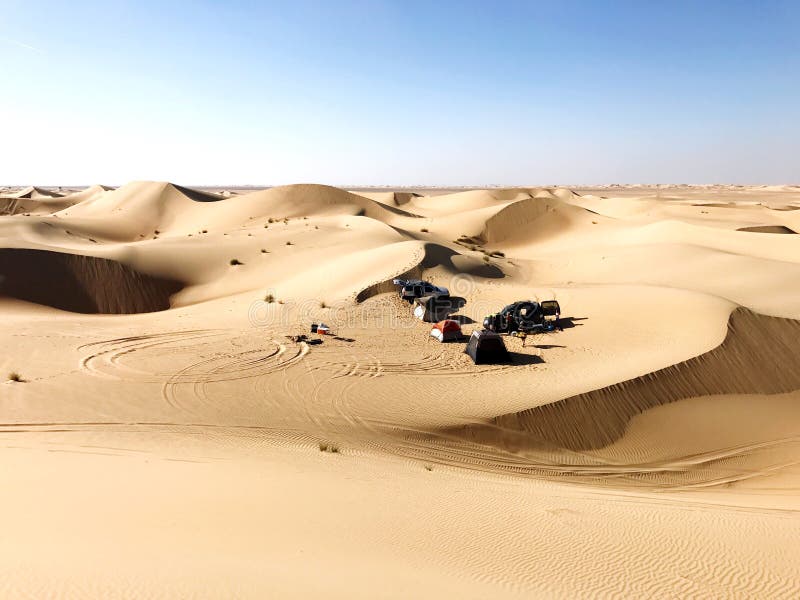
[2,0,799,185]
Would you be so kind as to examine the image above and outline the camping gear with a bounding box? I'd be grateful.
[483,299,560,334]
[430,319,462,342]
[310,323,318,333]
[317,323,331,335]
[540,300,561,326]
[465,329,511,364]
[413,295,459,322]
[511,330,529,347]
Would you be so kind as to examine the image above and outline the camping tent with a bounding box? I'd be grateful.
[430,319,462,342]
[413,295,463,322]
[464,329,511,364]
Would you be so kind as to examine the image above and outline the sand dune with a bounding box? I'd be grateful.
[451,309,800,451]
[0,248,182,313]
[737,224,797,234]
[2,182,800,598]
[0,185,105,216]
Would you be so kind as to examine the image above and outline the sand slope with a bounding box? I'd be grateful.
[2,183,800,598]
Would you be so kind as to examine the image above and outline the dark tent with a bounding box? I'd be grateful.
[464,329,511,364]
[413,295,466,323]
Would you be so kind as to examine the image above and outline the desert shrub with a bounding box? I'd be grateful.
[319,442,339,453]
[420,228,429,233]
[265,293,275,303]
[230,258,243,265]
[7,372,23,382]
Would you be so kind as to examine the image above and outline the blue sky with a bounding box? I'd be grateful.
[1,0,798,185]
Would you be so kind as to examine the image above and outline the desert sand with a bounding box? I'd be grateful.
[1,182,800,597]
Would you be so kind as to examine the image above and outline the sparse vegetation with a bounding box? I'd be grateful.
[230,258,244,265]
[483,255,491,262]
[320,301,327,308]
[455,234,486,252]
[202,229,208,233]
[286,241,293,245]
[268,218,275,223]
[261,249,268,253]
[319,442,339,453]
[424,465,433,472]
[420,228,429,233]
[7,372,23,382]
[265,293,275,303]
[154,229,160,234]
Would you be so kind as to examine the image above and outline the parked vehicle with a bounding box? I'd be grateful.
[483,300,561,334]
[393,278,450,302]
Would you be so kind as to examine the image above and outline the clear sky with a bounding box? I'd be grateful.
[1,0,799,185]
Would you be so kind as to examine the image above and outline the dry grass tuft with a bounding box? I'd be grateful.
[318,442,339,453]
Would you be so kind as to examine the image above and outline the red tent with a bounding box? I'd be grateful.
[430,319,462,342]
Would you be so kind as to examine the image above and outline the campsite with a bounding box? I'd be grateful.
[2,1,800,597]
[2,180,800,597]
